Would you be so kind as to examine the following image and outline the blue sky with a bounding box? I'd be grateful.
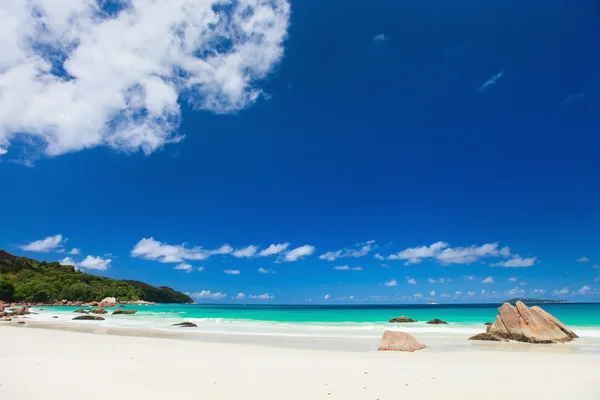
[1,0,599,303]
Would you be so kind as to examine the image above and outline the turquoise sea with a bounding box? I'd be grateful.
[35,303,600,339]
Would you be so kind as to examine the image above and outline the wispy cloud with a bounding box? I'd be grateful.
[553,287,569,296]
[258,243,289,257]
[258,267,276,274]
[224,269,240,275]
[332,265,362,271]
[319,240,376,261]
[564,92,585,105]
[373,33,388,42]
[578,285,591,295]
[283,245,315,262]
[249,293,274,300]
[491,256,536,268]
[174,263,193,273]
[476,71,504,94]
[232,245,258,259]
[576,257,590,263]
[235,293,246,299]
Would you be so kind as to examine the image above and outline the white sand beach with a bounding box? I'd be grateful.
[1,324,599,400]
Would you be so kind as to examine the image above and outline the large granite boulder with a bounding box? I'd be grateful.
[112,309,137,315]
[377,330,426,352]
[484,302,576,343]
[426,318,448,325]
[73,315,105,321]
[99,297,116,308]
[389,315,417,323]
[90,307,108,314]
[8,307,30,316]
[172,322,198,328]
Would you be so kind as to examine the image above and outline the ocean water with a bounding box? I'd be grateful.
[34,303,600,340]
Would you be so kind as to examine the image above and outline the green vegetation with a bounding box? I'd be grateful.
[0,251,193,304]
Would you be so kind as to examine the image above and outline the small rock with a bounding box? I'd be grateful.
[17,321,26,325]
[468,332,505,342]
[52,316,58,319]
[112,309,137,315]
[426,318,448,325]
[0,317,12,322]
[90,307,108,314]
[172,322,198,328]
[73,308,89,314]
[389,315,417,323]
[73,315,105,321]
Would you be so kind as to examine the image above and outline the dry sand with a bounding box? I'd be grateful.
[1,325,599,400]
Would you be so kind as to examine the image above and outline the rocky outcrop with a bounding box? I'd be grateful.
[73,315,105,321]
[479,302,577,343]
[172,322,198,328]
[484,322,493,326]
[469,332,506,342]
[73,308,89,314]
[8,307,30,316]
[377,330,426,352]
[99,297,116,308]
[426,318,448,324]
[89,307,108,314]
[112,309,137,315]
[389,315,417,323]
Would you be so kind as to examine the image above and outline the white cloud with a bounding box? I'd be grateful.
[0,0,291,158]
[192,290,227,300]
[0,147,7,155]
[78,255,111,270]
[491,256,536,268]
[506,287,525,297]
[578,285,591,295]
[413,293,423,298]
[258,267,275,274]
[373,33,388,42]
[232,245,258,259]
[249,293,274,300]
[174,263,192,273]
[406,277,417,285]
[374,253,385,261]
[577,257,590,263]
[387,241,518,266]
[464,275,475,281]
[283,245,315,262]
[333,265,350,270]
[352,266,363,271]
[592,264,600,269]
[466,291,476,297]
[553,287,570,296]
[197,266,205,272]
[59,257,76,266]
[533,289,546,295]
[224,269,240,275]
[430,290,436,296]
[69,248,81,255]
[324,294,330,300]
[519,281,527,286]
[131,238,234,263]
[384,279,397,287]
[455,291,462,295]
[482,276,494,284]
[477,71,504,94]
[440,293,451,298]
[319,241,375,261]
[258,243,289,257]
[428,278,437,283]
[508,277,518,282]
[20,234,64,252]
[235,293,246,300]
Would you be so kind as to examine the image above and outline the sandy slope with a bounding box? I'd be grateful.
[0,326,598,400]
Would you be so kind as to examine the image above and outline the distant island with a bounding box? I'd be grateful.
[0,250,193,304]
[505,298,574,304]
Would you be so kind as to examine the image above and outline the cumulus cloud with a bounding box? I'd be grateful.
[440,293,451,298]
[192,290,227,300]
[430,290,436,296]
[235,293,246,299]
[131,238,233,263]
[481,276,494,284]
[224,269,240,275]
[374,253,385,261]
[506,287,525,297]
[576,257,590,263]
[249,293,274,300]
[406,277,417,285]
[428,278,448,284]
[78,255,111,270]
[533,289,546,295]
[232,245,258,259]
[69,248,81,255]
[324,294,330,300]
[319,241,376,261]
[384,279,397,287]
[174,263,192,273]
[283,245,315,262]
[466,291,476,297]
[0,0,291,159]
[477,71,504,94]
[387,241,516,266]
[491,256,536,268]
[59,257,77,267]
[258,267,275,274]
[553,287,569,296]
[20,234,64,252]
[373,33,388,42]
[455,291,462,295]
[258,243,289,257]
